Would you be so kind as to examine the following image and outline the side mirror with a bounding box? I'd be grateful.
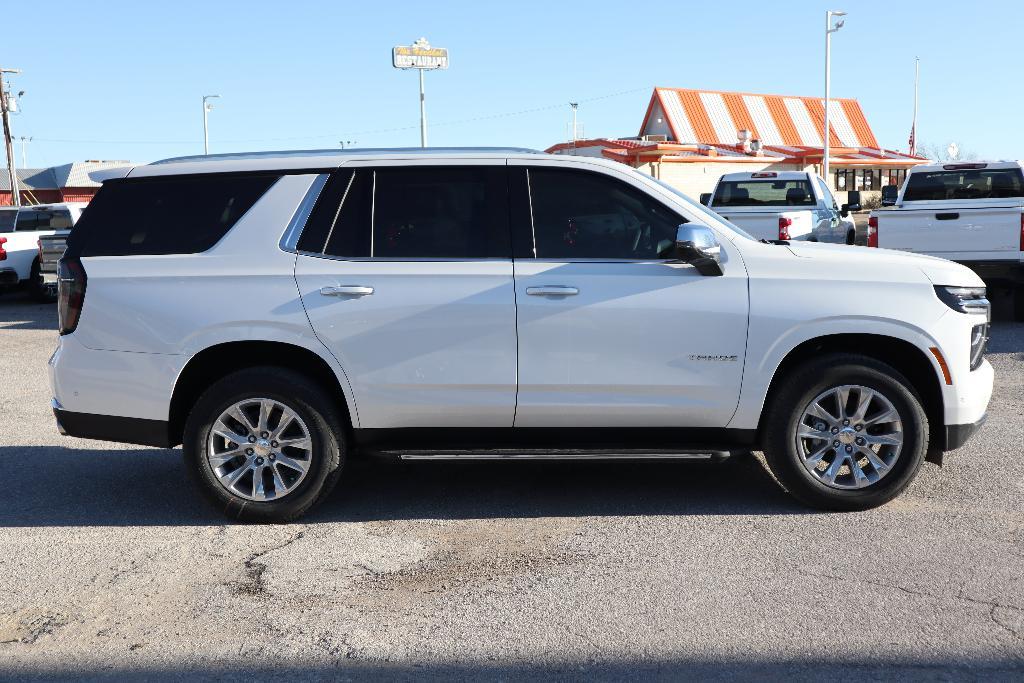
[699,192,712,206]
[840,202,860,217]
[881,186,898,207]
[674,224,723,276]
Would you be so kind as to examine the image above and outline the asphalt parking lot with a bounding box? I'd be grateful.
[0,290,1021,682]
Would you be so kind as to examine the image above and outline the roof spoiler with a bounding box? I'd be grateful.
[88,166,134,183]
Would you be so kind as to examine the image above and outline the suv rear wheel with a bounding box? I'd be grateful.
[762,354,928,511]
[183,367,345,522]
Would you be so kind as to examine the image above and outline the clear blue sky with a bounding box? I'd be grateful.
[6,0,1022,167]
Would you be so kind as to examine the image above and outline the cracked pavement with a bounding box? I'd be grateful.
[0,291,1022,681]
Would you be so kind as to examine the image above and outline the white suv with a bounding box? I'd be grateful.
[49,148,994,522]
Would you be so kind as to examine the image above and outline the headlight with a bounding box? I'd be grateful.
[934,286,990,318]
[970,322,989,370]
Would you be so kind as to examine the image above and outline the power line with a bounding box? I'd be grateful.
[29,86,649,146]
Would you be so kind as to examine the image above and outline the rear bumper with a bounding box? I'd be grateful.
[944,412,987,451]
[52,401,172,448]
[960,261,1024,286]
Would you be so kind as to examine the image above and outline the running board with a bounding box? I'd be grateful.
[386,449,733,461]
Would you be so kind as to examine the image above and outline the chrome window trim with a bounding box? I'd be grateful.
[279,173,330,253]
[294,250,679,266]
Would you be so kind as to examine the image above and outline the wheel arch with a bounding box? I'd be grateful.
[756,333,945,462]
[168,340,356,448]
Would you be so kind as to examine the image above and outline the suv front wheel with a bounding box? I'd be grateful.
[762,354,929,511]
[183,367,346,522]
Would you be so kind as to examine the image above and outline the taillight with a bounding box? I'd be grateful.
[867,216,879,248]
[37,238,43,261]
[778,216,792,241]
[57,258,87,335]
[0,236,7,261]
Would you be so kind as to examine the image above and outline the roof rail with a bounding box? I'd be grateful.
[152,146,546,165]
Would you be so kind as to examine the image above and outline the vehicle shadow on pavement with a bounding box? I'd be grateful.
[0,291,57,331]
[0,446,806,527]
[12,656,1024,681]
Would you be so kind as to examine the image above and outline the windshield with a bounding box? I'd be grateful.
[649,177,758,242]
[712,179,816,207]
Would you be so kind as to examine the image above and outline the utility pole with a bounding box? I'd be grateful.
[202,95,220,155]
[0,67,21,207]
[823,10,846,184]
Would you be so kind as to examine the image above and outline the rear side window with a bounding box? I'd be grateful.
[711,179,816,207]
[0,211,15,231]
[903,168,1024,201]
[15,209,71,231]
[300,166,510,259]
[74,174,279,256]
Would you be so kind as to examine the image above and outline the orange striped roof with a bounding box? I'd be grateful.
[643,87,880,149]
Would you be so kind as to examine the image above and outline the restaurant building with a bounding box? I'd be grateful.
[547,87,926,205]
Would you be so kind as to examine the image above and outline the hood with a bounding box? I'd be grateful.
[783,241,985,288]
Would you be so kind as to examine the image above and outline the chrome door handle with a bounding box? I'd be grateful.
[320,285,374,297]
[526,286,579,297]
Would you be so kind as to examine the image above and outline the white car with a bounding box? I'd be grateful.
[707,170,858,244]
[869,161,1024,320]
[49,148,993,522]
[0,202,85,301]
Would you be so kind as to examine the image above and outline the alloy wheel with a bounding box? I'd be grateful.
[794,384,904,490]
[206,398,313,502]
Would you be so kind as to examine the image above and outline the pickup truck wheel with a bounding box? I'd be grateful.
[762,354,928,511]
[29,259,57,303]
[1014,287,1024,322]
[846,229,856,245]
[183,367,345,523]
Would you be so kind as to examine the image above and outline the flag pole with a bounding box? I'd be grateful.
[910,57,919,156]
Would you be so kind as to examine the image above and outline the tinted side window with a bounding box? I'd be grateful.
[372,167,509,258]
[527,168,684,260]
[309,166,510,259]
[0,211,15,231]
[15,210,41,231]
[298,170,373,257]
[75,174,279,257]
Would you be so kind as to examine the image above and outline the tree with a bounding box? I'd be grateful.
[915,141,978,162]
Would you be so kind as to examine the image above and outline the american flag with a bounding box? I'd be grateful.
[908,124,916,156]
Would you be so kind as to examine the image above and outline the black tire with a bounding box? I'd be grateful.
[762,353,928,511]
[1014,286,1024,322]
[846,229,856,246]
[28,258,57,303]
[183,367,346,523]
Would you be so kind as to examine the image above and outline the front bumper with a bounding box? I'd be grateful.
[945,412,987,451]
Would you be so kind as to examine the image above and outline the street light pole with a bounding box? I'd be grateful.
[19,136,31,168]
[202,94,220,155]
[419,68,427,148]
[823,10,845,185]
[0,67,22,207]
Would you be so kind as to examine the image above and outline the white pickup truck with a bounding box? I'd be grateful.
[0,203,86,301]
[704,170,859,244]
[869,161,1024,320]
